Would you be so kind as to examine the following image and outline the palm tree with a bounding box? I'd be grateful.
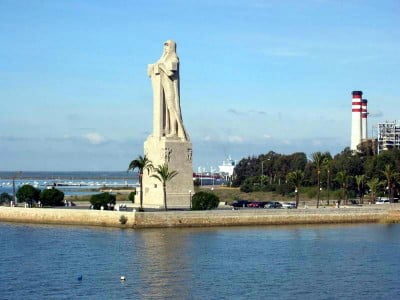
[355,174,366,204]
[335,171,348,207]
[322,156,332,206]
[127,155,153,210]
[286,170,304,208]
[367,178,379,204]
[151,163,178,211]
[381,164,399,203]
[312,152,325,208]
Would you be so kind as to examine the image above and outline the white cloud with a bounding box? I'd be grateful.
[84,132,106,145]
[312,139,323,146]
[263,134,271,139]
[282,139,291,145]
[228,136,244,143]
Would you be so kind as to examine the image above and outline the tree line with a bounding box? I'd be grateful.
[232,147,400,206]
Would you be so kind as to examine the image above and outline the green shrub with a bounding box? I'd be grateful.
[348,190,356,199]
[275,183,293,196]
[306,188,317,199]
[0,192,12,204]
[90,193,116,210]
[332,189,343,200]
[128,191,136,203]
[191,191,220,210]
[16,185,40,205]
[262,184,276,192]
[240,182,252,193]
[40,188,65,206]
[119,215,128,224]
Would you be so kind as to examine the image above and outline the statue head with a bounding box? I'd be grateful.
[163,40,176,54]
[160,40,178,61]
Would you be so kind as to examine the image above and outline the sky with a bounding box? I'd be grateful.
[1,0,400,171]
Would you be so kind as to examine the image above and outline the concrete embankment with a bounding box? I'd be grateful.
[1,206,400,228]
[133,208,399,228]
[0,207,136,228]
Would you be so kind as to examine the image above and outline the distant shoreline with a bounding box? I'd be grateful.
[1,206,399,229]
[0,171,139,180]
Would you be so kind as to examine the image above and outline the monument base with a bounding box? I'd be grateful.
[142,136,194,209]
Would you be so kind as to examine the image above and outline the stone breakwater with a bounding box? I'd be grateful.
[1,206,400,228]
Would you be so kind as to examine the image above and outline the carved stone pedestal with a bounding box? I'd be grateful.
[142,136,194,208]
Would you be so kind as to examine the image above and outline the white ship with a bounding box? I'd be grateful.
[218,156,237,179]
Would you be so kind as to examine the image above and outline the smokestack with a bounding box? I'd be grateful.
[351,91,363,150]
[362,99,368,139]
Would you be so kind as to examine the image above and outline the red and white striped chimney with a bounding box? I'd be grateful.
[351,91,363,150]
[361,99,368,139]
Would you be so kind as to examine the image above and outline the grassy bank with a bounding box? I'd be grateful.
[66,185,361,207]
[202,186,360,206]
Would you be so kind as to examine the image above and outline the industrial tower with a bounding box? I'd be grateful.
[351,91,368,150]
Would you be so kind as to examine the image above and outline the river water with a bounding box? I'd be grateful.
[0,172,138,197]
[0,223,399,299]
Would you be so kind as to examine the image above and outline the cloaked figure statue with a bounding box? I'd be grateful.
[148,40,189,141]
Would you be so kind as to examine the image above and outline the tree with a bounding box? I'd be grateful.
[286,170,304,208]
[240,177,254,193]
[16,185,40,206]
[381,164,399,203]
[90,193,116,210]
[332,148,364,191]
[355,175,366,204]
[312,152,325,208]
[128,155,153,210]
[191,191,220,210]
[128,190,136,203]
[376,150,400,177]
[323,156,333,205]
[0,192,12,205]
[151,163,178,211]
[335,171,348,207]
[357,139,378,156]
[40,188,65,206]
[367,178,380,204]
[232,156,260,187]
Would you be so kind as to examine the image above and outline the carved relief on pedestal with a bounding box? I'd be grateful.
[161,147,172,162]
[186,148,192,161]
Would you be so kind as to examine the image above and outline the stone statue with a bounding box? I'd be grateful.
[143,40,193,208]
[148,40,189,141]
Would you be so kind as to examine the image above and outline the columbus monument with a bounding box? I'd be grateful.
[142,40,194,208]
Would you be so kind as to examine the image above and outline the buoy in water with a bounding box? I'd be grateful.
[78,275,83,281]
[120,276,126,281]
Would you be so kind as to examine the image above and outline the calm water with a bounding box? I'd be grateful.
[1,223,400,299]
[0,171,138,197]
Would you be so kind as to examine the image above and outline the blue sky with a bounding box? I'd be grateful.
[1,0,399,171]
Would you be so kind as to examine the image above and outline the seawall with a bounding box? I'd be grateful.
[1,207,400,229]
[0,207,136,228]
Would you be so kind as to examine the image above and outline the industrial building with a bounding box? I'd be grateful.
[377,121,400,153]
